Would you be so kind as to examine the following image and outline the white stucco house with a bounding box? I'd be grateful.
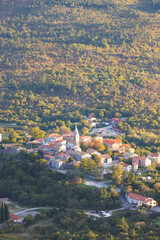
[120,162,132,172]
[147,153,160,164]
[126,192,157,207]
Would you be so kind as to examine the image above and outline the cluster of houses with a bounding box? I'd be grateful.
[1,125,160,173]
[120,154,160,172]
[89,117,123,136]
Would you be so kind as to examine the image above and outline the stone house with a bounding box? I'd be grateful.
[132,156,151,168]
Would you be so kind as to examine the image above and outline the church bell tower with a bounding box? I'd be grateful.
[74,124,80,148]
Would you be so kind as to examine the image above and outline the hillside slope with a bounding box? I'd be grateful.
[0,0,160,135]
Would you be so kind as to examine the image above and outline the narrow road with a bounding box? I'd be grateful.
[15,206,127,219]
[15,207,52,217]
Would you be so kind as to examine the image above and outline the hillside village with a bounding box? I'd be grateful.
[1,117,159,173]
[0,116,160,211]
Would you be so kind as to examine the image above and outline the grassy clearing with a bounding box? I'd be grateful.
[77,182,97,189]
[30,208,46,213]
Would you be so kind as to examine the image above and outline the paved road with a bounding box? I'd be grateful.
[15,206,128,219]
[84,178,121,193]
[14,180,129,219]
[15,207,52,217]
[84,179,110,188]
[118,192,130,208]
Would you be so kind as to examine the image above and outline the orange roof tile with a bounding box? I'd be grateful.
[132,156,147,161]
[10,214,21,220]
[120,162,130,167]
[149,153,159,157]
[128,193,153,203]
[103,139,121,145]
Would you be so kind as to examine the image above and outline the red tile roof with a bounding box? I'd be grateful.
[62,131,74,135]
[133,156,147,161]
[10,214,21,220]
[47,134,63,138]
[128,193,153,203]
[120,162,130,167]
[55,139,65,143]
[35,138,44,142]
[103,139,121,145]
[57,152,65,156]
[149,153,159,157]
[44,154,53,158]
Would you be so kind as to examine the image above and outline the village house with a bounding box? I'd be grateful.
[100,154,112,164]
[80,136,92,144]
[132,156,151,168]
[132,162,139,172]
[120,144,135,153]
[126,192,157,207]
[61,131,74,138]
[147,153,160,164]
[87,148,101,156]
[26,138,44,148]
[103,139,122,151]
[9,214,23,223]
[49,141,66,153]
[62,160,78,169]
[123,152,138,159]
[55,152,70,161]
[50,159,63,169]
[120,162,132,172]
[39,142,66,153]
[45,133,63,143]
[68,150,91,161]
[111,118,120,125]
[44,154,55,162]
[89,121,97,128]
[41,139,67,153]
[66,139,75,150]
[3,144,22,154]
[26,148,39,154]
[88,117,97,122]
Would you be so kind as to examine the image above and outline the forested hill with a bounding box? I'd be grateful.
[0,0,160,132]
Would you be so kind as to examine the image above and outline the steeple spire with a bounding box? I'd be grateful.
[74,124,79,148]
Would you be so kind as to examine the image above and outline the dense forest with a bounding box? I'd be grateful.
[0,152,160,239]
[0,152,121,210]
[0,0,160,138]
[1,208,160,239]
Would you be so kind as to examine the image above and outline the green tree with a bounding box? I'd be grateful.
[112,165,123,185]
[0,201,9,223]
[23,214,34,226]
[29,127,45,139]
[9,130,19,143]
[100,187,108,199]
[4,202,9,221]
[117,217,129,233]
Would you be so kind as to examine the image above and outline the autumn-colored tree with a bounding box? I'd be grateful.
[29,127,45,140]
[9,130,20,143]
[88,138,105,152]
[112,165,123,185]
